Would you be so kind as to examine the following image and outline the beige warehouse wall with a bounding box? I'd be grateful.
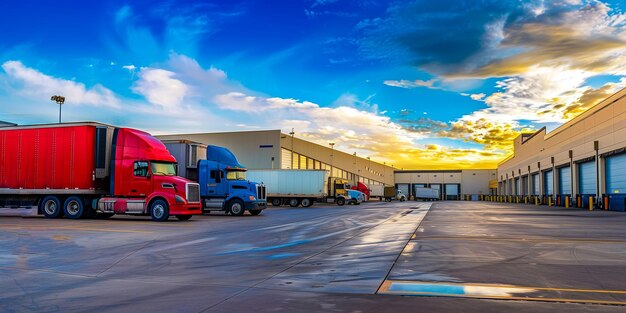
[394,169,496,195]
[157,130,282,170]
[498,87,626,195]
[282,135,395,186]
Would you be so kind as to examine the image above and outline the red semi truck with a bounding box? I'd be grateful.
[0,122,202,221]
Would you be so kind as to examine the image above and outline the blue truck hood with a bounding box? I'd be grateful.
[206,145,246,169]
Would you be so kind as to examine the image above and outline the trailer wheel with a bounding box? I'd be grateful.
[40,196,63,218]
[176,215,193,221]
[301,198,313,207]
[249,210,262,216]
[271,198,282,206]
[150,199,169,222]
[336,197,345,206]
[63,196,85,219]
[288,198,300,207]
[228,199,245,216]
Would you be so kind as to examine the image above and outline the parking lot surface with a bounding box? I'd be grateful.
[1,201,626,312]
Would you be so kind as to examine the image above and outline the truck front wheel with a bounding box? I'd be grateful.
[150,199,170,222]
[336,197,345,206]
[63,196,85,219]
[41,196,63,218]
[228,199,245,216]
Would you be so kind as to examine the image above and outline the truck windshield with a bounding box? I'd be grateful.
[151,162,176,176]
[226,171,246,180]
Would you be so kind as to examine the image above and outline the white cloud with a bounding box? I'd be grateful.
[1,61,120,108]
[470,93,486,101]
[383,79,439,89]
[132,68,189,108]
[123,64,136,71]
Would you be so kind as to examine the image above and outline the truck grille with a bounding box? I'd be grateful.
[256,184,266,200]
[186,183,201,203]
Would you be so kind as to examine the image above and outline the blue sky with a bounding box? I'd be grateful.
[1,0,626,169]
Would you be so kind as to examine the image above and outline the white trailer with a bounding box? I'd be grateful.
[246,169,328,207]
[414,187,439,201]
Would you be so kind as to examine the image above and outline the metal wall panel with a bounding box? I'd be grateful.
[578,161,596,195]
[558,166,571,195]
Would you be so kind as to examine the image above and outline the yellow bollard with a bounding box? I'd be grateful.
[565,196,569,208]
[589,196,593,211]
[516,197,519,204]
[535,196,539,205]
[548,197,552,206]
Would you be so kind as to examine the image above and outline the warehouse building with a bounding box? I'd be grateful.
[497,88,626,210]
[394,169,497,200]
[157,131,497,200]
[157,130,395,187]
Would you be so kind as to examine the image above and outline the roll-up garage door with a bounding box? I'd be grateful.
[606,153,626,211]
[578,161,596,195]
[397,183,410,198]
[544,170,554,195]
[606,153,626,194]
[522,176,528,195]
[532,173,540,195]
[558,166,571,195]
[445,184,459,200]
[429,184,441,199]
[515,178,520,195]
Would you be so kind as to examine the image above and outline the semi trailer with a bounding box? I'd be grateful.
[0,122,202,221]
[245,170,353,207]
[163,141,267,216]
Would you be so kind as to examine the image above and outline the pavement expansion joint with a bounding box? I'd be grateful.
[377,280,626,306]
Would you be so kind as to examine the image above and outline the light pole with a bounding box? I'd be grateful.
[366,156,370,184]
[329,142,335,177]
[51,95,65,123]
[353,152,357,184]
[289,128,295,169]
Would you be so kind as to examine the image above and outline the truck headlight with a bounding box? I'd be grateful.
[175,195,185,203]
[249,195,256,201]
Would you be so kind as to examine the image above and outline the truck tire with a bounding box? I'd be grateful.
[176,215,193,221]
[271,198,282,206]
[301,198,313,207]
[288,198,300,207]
[249,210,262,216]
[63,196,85,219]
[150,199,169,222]
[228,199,245,216]
[336,197,345,206]
[40,196,63,218]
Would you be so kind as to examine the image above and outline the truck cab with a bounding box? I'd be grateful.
[328,177,351,206]
[163,141,267,216]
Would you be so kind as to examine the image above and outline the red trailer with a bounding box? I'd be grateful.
[0,122,202,221]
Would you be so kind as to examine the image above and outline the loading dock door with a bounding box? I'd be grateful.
[445,184,459,200]
[398,184,410,199]
[606,153,626,211]
[544,170,554,195]
[578,161,596,195]
[429,184,441,200]
[558,166,571,195]
[532,173,539,195]
[522,176,528,195]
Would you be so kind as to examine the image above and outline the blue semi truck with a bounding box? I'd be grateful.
[163,140,267,216]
